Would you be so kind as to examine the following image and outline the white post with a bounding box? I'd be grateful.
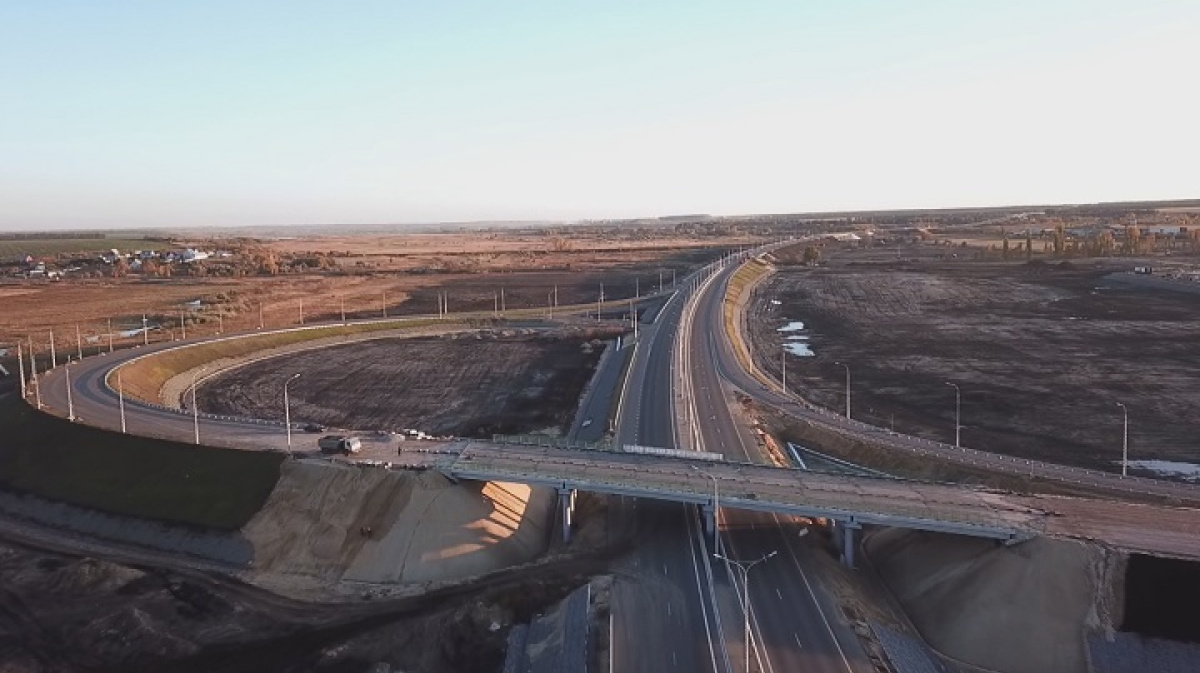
[76,324,83,360]
[142,315,149,345]
[180,311,187,340]
[299,298,304,325]
[107,318,114,353]
[1117,402,1128,477]
[340,295,346,323]
[259,303,265,330]
[382,291,388,319]
[500,287,506,314]
[117,368,127,433]
[49,329,57,368]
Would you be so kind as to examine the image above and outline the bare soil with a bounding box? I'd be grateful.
[749,241,1200,472]
[0,536,599,673]
[197,331,617,437]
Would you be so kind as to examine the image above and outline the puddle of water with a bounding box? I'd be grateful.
[1124,460,1200,482]
[784,342,815,357]
[778,321,806,332]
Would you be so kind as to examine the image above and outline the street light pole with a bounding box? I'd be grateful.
[284,373,301,453]
[835,361,850,419]
[1117,402,1128,477]
[117,368,127,433]
[713,550,778,672]
[191,367,205,445]
[65,358,75,421]
[945,382,961,448]
[781,346,787,393]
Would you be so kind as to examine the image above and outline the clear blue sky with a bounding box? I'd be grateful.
[1,1,1196,229]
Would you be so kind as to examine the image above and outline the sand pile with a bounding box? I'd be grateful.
[866,528,1113,673]
[241,459,553,588]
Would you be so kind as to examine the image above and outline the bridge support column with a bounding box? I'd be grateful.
[557,487,576,544]
[701,503,716,541]
[838,520,862,569]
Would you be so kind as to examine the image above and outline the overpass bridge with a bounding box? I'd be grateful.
[444,440,1043,566]
[441,440,1200,565]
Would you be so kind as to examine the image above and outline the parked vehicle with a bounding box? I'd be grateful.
[303,423,326,433]
[318,435,362,454]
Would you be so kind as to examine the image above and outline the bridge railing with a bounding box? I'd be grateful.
[489,433,615,452]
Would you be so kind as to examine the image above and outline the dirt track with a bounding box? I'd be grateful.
[750,242,1200,472]
[197,330,615,437]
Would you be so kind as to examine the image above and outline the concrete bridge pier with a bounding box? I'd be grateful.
[832,519,862,569]
[557,487,577,544]
[700,503,717,541]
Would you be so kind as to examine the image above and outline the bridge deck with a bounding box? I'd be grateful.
[446,442,1049,541]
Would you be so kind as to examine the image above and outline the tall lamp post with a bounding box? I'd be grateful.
[191,366,206,445]
[714,550,778,672]
[64,358,75,421]
[834,361,850,419]
[945,382,961,448]
[1116,401,1128,477]
[284,373,302,452]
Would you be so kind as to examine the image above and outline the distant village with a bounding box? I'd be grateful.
[6,247,235,280]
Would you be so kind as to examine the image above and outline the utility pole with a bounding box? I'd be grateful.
[142,315,149,346]
[299,298,304,325]
[180,311,187,340]
[49,328,57,368]
[630,299,637,339]
[107,318,114,353]
[340,295,346,324]
[597,283,604,322]
[500,287,506,315]
[554,284,558,310]
[635,277,640,298]
[658,270,663,293]
[75,324,83,360]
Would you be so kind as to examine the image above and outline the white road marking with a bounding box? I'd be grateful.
[776,588,783,601]
[667,601,672,616]
[794,632,803,648]
[662,563,668,576]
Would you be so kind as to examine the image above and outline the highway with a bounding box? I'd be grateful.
[607,279,726,673]
[682,258,873,673]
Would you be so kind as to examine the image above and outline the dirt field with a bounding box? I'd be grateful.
[197,331,615,437]
[749,241,1200,473]
[0,534,598,673]
[0,240,722,351]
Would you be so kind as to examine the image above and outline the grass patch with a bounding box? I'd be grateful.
[0,396,282,530]
[723,257,773,377]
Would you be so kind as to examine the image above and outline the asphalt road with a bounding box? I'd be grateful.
[609,281,727,673]
[685,259,873,673]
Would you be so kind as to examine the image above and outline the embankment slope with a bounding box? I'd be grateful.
[867,528,1118,673]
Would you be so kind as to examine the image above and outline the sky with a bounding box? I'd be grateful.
[1,1,1197,230]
